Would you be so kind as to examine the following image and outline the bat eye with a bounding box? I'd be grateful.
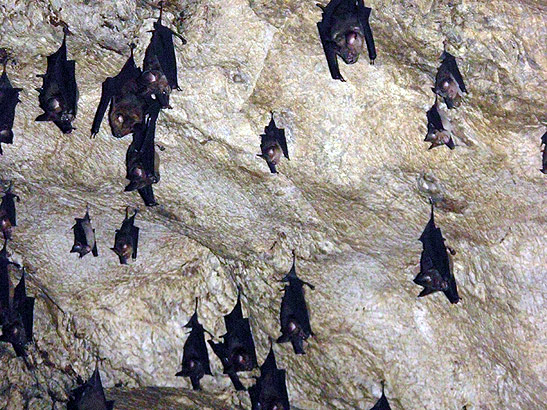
[0,129,9,137]
[117,115,124,124]
[288,321,297,332]
[237,354,247,365]
[189,360,195,369]
[442,81,450,89]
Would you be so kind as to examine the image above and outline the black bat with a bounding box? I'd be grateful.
[540,131,547,174]
[140,2,186,108]
[125,102,161,198]
[175,299,212,390]
[0,265,34,358]
[35,27,78,133]
[317,0,376,81]
[0,239,21,317]
[248,345,290,410]
[425,99,455,150]
[0,183,19,241]
[370,382,391,410]
[70,206,98,258]
[0,57,22,155]
[276,251,314,354]
[433,46,467,109]
[111,208,139,265]
[91,44,145,139]
[258,114,289,174]
[67,366,115,410]
[414,203,460,304]
[208,290,258,391]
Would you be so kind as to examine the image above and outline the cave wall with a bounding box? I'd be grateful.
[0,0,545,409]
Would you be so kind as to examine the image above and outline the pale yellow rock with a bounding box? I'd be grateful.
[0,0,545,409]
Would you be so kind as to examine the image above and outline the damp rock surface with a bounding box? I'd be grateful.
[0,0,546,409]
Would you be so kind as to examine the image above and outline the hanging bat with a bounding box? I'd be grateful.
[433,45,467,109]
[0,239,20,314]
[424,99,455,150]
[35,27,78,133]
[276,251,314,354]
[540,131,547,174]
[0,267,35,357]
[175,299,212,390]
[67,366,115,410]
[139,2,186,108]
[317,0,377,81]
[125,102,161,196]
[0,183,19,240]
[370,381,391,410]
[208,290,258,391]
[91,44,145,139]
[111,208,139,265]
[248,345,290,410]
[70,206,98,258]
[414,203,460,304]
[258,113,289,174]
[0,55,22,155]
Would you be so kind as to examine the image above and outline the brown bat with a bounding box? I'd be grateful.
[91,44,145,139]
[258,114,289,174]
[433,43,467,109]
[111,207,139,265]
[70,206,98,258]
[424,98,455,150]
[139,1,186,108]
[0,183,19,241]
[35,27,79,133]
[317,0,377,81]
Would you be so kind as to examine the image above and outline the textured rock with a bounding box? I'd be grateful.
[0,0,545,409]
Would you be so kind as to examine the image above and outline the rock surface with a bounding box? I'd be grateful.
[0,0,545,409]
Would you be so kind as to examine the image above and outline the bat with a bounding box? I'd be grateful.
[140,2,186,108]
[0,265,35,358]
[541,131,547,174]
[111,207,139,265]
[258,113,289,174]
[317,0,377,81]
[70,206,98,258]
[414,203,460,304]
[125,102,161,198]
[0,55,22,155]
[0,239,21,318]
[175,299,213,390]
[424,98,455,150]
[35,27,78,133]
[370,381,391,410]
[67,366,115,410]
[248,345,290,410]
[208,290,258,390]
[276,251,314,354]
[0,183,19,240]
[433,45,467,109]
[91,44,145,139]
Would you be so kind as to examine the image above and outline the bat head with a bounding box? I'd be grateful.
[334,28,365,65]
[109,95,145,138]
[415,269,449,291]
[435,75,463,108]
[126,165,158,191]
[1,319,28,349]
[111,242,133,264]
[0,128,14,144]
[230,347,253,372]
[71,242,91,258]
[425,130,454,150]
[181,358,205,379]
[140,70,172,108]
[0,213,13,240]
